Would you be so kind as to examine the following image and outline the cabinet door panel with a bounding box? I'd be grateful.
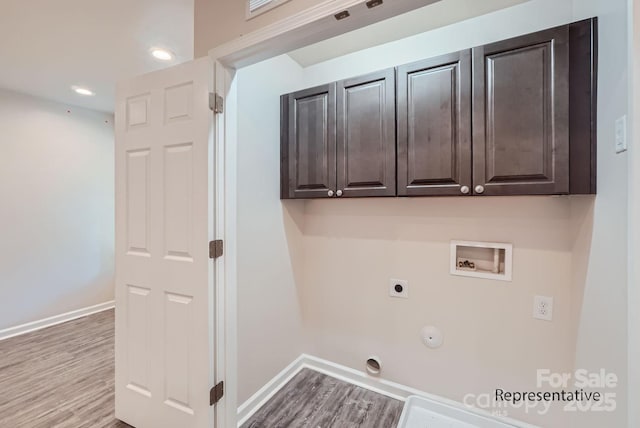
[397,51,472,196]
[337,69,396,197]
[282,84,336,199]
[473,26,569,195]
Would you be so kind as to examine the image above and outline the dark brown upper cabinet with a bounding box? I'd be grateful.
[397,51,472,196]
[473,26,569,196]
[281,18,597,200]
[337,69,396,198]
[472,18,597,196]
[568,18,598,195]
[282,69,395,199]
[281,83,336,199]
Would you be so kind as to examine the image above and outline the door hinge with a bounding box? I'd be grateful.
[209,92,224,114]
[209,240,223,259]
[210,381,224,406]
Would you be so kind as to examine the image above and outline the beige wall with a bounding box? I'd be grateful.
[231,0,630,425]
[302,197,577,426]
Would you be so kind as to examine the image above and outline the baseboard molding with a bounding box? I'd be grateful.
[0,300,115,341]
[237,354,534,428]
[237,355,307,426]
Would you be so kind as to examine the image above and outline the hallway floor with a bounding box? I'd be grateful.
[0,309,130,428]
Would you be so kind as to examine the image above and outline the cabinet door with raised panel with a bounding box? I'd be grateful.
[472,26,570,196]
[336,69,396,198]
[281,83,336,199]
[397,51,472,196]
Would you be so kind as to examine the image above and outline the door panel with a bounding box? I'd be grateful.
[473,26,569,195]
[283,84,336,199]
[126,149,150,255]
[164,142,195,261]
[337,69,396,197]
[126,284,151,396]
[397,51,472,196]
[115,57,215,428]
[164,292,194,414]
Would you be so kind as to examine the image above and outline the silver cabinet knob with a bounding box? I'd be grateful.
[328,190,334,197]
[475,185,485,194]
[336,190,343,197]
[460,185,470,194]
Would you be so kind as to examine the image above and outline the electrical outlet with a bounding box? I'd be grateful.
[533,295,553,321]
[615,115,627,153]
[389,279,408,299]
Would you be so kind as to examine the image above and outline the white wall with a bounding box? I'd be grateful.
[570,0,629,426]
[235,56,307,403]
[232,0,630,425]
[0,89,115,330]
[628,1,640,426]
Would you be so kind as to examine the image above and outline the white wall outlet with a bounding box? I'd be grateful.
[533,295,553,321]
[615,115,627,153]
[389,279,408,299]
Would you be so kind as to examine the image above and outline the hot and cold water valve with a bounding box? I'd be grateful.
[450,240,513,282]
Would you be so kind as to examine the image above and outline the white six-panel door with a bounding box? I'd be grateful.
[114,57,216,428]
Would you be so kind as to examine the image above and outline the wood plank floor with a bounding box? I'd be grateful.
[0,309,130,428]
[241,368,404,428]
[1,310,404,428]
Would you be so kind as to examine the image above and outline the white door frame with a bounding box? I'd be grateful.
[212,60,237,428]
[207,1,437,427]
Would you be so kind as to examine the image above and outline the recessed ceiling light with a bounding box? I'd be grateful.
[73,87,94,96]
[151,48,174,61]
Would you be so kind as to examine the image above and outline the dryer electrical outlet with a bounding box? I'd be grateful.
[389,279,409,298]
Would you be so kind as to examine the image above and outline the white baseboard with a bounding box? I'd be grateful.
[237,354,535,428]
[0,300,115,341]
[237,355,307,426]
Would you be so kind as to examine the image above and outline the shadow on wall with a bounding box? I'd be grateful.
[568,196,594,361]
[301,196,575,251]
[282,199,307,297]
[281,199,312,350]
